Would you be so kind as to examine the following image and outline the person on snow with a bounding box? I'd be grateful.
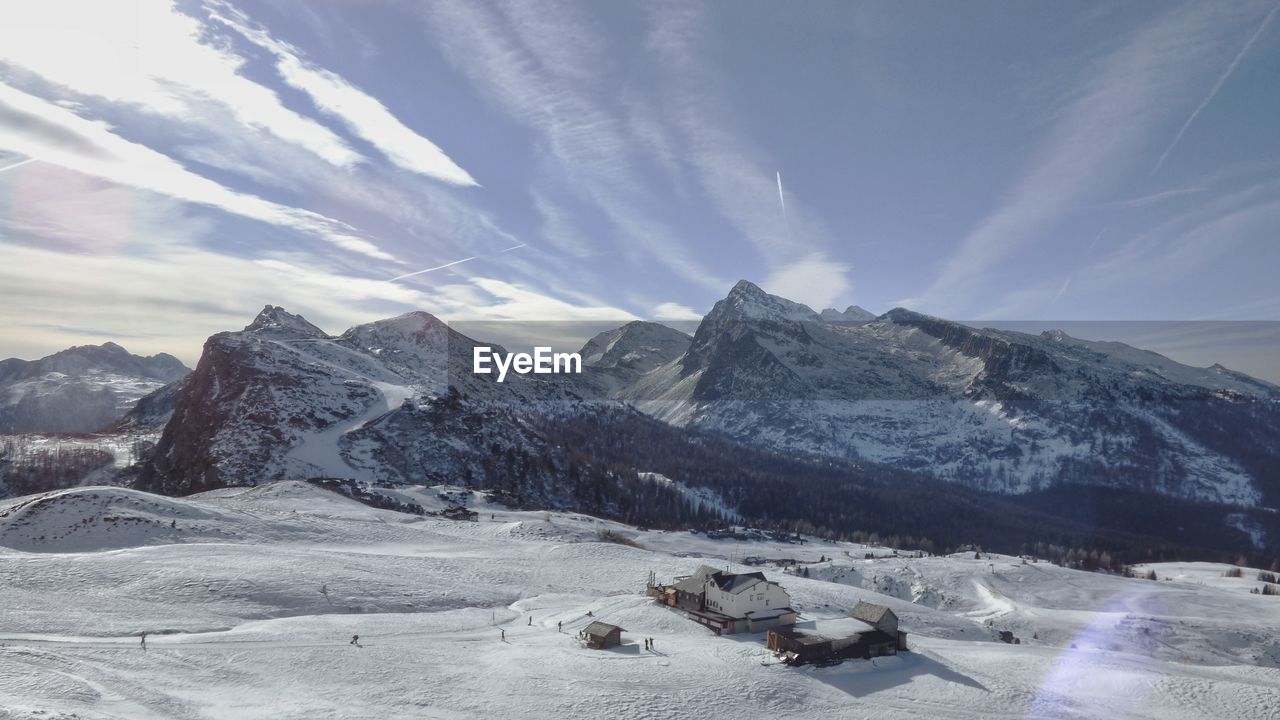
[140,632,147,649]
[350,634,360,646]
[500,629,506,641]
[557,621,562,633]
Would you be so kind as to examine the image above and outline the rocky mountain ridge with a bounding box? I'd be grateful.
[0,342,189,433]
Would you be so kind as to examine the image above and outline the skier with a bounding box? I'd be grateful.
[527,616,532,626]
[140,632,147,650]
[500,629,506,641]
[557,621,562,633]
[350,634,360,646]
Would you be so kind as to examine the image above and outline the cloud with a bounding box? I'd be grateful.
[1151,2,1280,175]
[0,82,395,261]
[642,5,848,271]
[919,3,1260,314]
[465,278,640,323]
[0,236,636,364]
[1108,187,1207,208]
[0,242,415,364]
[763,252,852,310]
[416,0,726,292]
[0,0,358,166]
[652,302,704,320]
[207,2,478,187]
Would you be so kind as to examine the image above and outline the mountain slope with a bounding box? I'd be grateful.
[138,306,595,494]
[619,281,1280,507]
[0,342,189,433]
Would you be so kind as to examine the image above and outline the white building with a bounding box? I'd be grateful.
[655,565,798,635]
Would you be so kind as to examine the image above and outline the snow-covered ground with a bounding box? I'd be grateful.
[1,482,1278,719]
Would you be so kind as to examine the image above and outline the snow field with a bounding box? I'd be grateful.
[1,483,1278,719]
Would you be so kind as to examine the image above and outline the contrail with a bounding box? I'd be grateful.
[390,243,526,283]
[0,157,36,174]
[776,171,788,221]
[1151,3,1279,175]
[390,256,478,282]
[1088,227,1107,251]
[1052,275,1073,303]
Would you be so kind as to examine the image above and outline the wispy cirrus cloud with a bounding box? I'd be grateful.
[918,2,1269,315]
[1150,2,1280,175]
[206,1,478,187]
[0,0,359,166]
[0,82,396,261]
[416,0,727,293]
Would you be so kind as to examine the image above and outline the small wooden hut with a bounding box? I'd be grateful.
[579,621,625,649]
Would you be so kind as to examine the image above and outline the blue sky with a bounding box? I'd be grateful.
[0,0,1278,370]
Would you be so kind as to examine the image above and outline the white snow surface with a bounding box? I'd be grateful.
[1,483,1278,719]
[285,381,413,480]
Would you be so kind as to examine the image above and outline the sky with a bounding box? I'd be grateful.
[0,0,1278,374]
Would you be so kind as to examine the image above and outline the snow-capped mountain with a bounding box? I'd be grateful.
[579,321,692,394]
[139,306,596,495]
[139,282,1280,524]
[618,281,1280,507]
[819,305,877,323]
[0,342,189,433]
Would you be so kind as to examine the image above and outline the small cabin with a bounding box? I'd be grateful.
[579,621,625,649]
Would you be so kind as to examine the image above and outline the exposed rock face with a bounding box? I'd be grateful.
[138,307,588,495]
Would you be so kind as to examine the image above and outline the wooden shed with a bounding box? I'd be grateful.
[579,621,625,649]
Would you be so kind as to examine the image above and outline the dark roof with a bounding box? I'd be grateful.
[581,621,624,638]
[850,601,896,627]
[709,570,768,594]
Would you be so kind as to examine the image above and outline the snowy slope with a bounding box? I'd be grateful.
[1,483,1277,719]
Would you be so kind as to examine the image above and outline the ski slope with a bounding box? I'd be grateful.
[1,483,1278,719]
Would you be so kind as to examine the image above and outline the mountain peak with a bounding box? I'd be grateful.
[245,305,327,338]
[715,280,818,322]
[819,305,876,323]
[729,279,769,297]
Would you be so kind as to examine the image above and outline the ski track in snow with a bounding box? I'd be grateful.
[278,338,413,480]
[1,483,1279,719]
